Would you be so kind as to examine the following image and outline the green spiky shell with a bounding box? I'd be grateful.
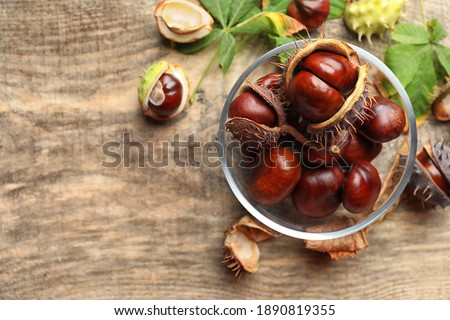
[344,0,406,43]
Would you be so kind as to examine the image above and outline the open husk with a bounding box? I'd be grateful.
[154,0,214,43]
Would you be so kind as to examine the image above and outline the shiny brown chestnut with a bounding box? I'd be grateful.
[343,160,381,214]
[287,0,330,29]
[357,96,406,143]
[289,71,345,122]
[292,165,345,218]
[301,51,358,95]
[255,73,281,92]
[229,91,277,127]
[248,146,302,205]
[148,73,183,116]
[340,132,382,166]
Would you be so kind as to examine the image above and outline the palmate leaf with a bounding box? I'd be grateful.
[219,32,236,74]
[385,43,436,118]
[264,0,291,13]
[175,29,224,54]
[228,0,259,27]
[391,23,430,44]
[200,0,231,28]
[385,44,427,89]
[435,44,450,77]
[428,19,447,43]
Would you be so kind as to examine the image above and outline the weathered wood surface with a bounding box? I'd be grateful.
[0,0,449,299]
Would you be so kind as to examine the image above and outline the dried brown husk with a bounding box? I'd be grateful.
[428,139,450,184]
[305,216,369,260]
[222,215,278,278]
[225,80,313,148]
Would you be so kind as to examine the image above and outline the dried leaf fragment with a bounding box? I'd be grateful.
[305,216,368,260]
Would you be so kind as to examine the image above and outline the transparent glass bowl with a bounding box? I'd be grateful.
[218,40,418,240]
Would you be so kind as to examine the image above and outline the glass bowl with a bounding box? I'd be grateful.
[218,40,417,240]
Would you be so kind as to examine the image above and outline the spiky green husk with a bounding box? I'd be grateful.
[344,0,406,43]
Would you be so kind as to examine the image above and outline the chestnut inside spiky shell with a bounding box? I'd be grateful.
[281,38,371,139]
[403,140,450,208]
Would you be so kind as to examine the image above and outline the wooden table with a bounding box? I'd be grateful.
[1,0,449,299]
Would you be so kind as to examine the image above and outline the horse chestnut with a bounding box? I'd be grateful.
[302,51,358,94]
[289,71,345,122]
[255,73,281,92]
[343,161,381,214]
[248,146,302,205]
[292,165,345,218]
[357,96,406,143]
[148,73,183,116]
[287,0,330,29]
[229,91,277,127]
[138,60,189,120]
[417,148,449,194]
[340,132,382,166]
[288,51,358,123]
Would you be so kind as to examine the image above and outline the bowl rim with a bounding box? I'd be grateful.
[218,39,418,240]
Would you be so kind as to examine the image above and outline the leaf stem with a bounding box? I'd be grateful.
[189,46,220,103]
[419,0,427,30]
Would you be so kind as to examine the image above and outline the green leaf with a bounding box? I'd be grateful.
[434,44,450,77]
[230,12,306,37]
[385,43,436,118]
[329,0,346,19]
[385,44,429,89]
[219,32,236,74]
[175,29,224,54]
[200,0,231,28]
[392,23,430,44]
[428,19,447,43]
[228,0,259,27]
[264,0,291,13]
[239,6,262,22]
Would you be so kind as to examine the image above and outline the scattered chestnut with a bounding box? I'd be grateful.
[148,73,183,116]
[340,132,382,166]
[416,148,449,194]
[357,96,406,143]
[287,0,330,29]
[229,91,277,127]
[343,160,381,214]
[292,165,345,218]
[248,146,302,206]
[138,60,189,121]
[404,140,450,208]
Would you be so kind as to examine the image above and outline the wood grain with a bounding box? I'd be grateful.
[0,0,449,299]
